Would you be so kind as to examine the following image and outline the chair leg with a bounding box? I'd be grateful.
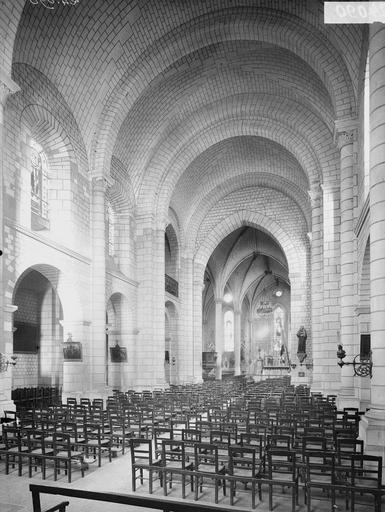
[149,469,153,494]
[215,477,218,504]
[194,476,199,500]
[181,473,186,499]
[269,483,273,511]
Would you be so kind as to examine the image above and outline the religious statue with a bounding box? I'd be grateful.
[296,325,307,363]
[280,344,288,365]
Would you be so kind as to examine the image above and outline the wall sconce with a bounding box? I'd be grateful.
[0,353,17,373]
[337,344,372,378]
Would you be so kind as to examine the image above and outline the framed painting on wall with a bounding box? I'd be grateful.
[63,341,82,361]
[110,344,127,362]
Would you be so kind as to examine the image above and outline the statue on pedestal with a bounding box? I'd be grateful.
[296,325,307,364]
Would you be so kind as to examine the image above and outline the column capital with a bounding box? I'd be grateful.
[0,68,20,107]
[336,129,357,150]
[320,181,340,194]
[214,298,223,305]
[308,183,322,205]
[91,172,114,190]
[334,118,358,149]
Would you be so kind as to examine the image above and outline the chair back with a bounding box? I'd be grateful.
[228,445,257,477]
[351,454,382,489]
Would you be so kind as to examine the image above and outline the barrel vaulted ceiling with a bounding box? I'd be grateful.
[8,0,366,259]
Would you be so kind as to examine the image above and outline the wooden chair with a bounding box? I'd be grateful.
[266,448,299,512]
[193,442,226,503]
[228,445,260,508]
[350,454,383,512]
[129,438,162,493]
[25,428,54,479]
[108,411,132,455]
[303,450,342,512]
[209,429,231,462]
[2,425,30,476]
[52,431,85,483]
[153,426,173,457]
[336,438,364,467]
[83,422,111,467]
[181,428,201,460]
[161,439,194,498]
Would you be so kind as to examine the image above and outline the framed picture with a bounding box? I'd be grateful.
[63,341,82,361]
[110,344,127,363]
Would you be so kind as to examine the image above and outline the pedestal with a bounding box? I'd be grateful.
[359,409,385,483]
[290,364,311,386]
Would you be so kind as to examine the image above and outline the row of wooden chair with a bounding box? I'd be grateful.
[130,436,384,511]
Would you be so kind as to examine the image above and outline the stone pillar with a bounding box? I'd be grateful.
[0,70,20,416]
[247,317,253,374]
[136,218,166,388]
[116,212,134,277]
[234,309,241,376]
[320,181,343,394]
[309,184,325,392]
[89,175,109,394]
[179,254,194,384]
[192,262,205,383]
[336,125,359,409]
[360,24,385,467]
[215,299,224,380]
[0,304,18,416]
[60,320,89,402]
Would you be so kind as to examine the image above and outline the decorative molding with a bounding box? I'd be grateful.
[320,181,340,194]
[5,218,91,265]
[354,195,370,238]
[106,269,138,288]
[355,306,370,316]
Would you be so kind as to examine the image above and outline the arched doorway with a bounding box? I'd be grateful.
[12,268,63,388]
[202,226,291,380]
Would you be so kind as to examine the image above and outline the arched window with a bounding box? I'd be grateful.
[30,140,49,229]
[224,310,234,351]
[107,202,116,257]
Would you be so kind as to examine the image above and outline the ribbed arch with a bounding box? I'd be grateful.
[194,211,303,279]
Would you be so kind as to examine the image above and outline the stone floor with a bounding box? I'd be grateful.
[0,449,380,512]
